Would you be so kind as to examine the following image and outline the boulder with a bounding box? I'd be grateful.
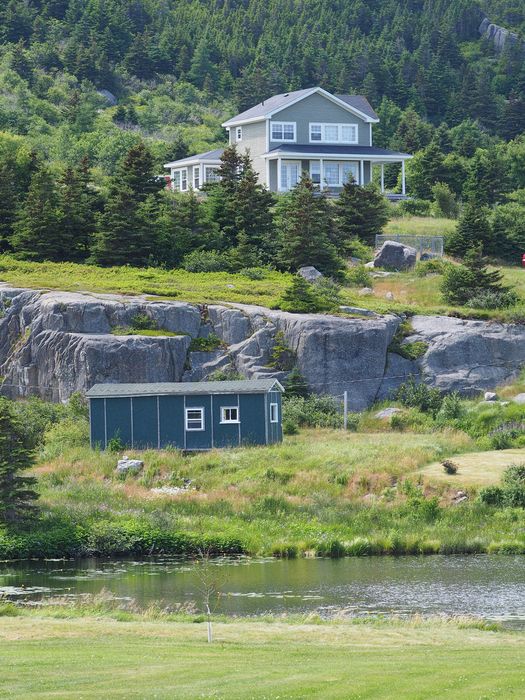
[339,306,379,318]
[297,266,323,283]
[484,392,498,402]
[513,394,525,405]
[358,287,373,296]
[373,240,417,271]
[375,407,403,420]
[385,292,395,301]
[116,457,144,475]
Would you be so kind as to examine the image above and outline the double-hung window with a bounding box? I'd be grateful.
[185,408,204,431]
[310,161,321,185]
[171,171,181,191]
[194,167,200,190]
[221,407,239,424]
[205,166,220,183]
[309,123,358,144]
[180,168,188,192]
[271,122,296,141]
[270,403,279,423]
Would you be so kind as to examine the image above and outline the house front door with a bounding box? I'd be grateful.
[280,161,301,191]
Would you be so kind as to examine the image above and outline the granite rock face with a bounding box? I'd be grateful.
[3,286,525,409]
[479,17,524,53]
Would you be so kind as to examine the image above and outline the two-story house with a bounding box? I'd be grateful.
[165,87,412,196]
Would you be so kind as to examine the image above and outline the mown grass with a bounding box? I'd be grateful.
[0,613,523,699]
[385,215,457,238]
[419,448,525,487]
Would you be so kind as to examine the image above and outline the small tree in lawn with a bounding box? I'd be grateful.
[335,179,390,248]
[275,174,343,277]
[0,398,38,527]
[285,367,309,397]
[446,201,491,258]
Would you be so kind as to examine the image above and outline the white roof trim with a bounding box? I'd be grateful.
[164,159,222,169]
[222,115,267,127]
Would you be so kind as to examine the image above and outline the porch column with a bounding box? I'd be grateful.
[381,164,385,193]
[320,158,324,189]
[360,160,364,186]
[277,157,282,192]
[401,160,406,196]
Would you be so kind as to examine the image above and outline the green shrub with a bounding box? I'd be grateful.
[283,395,343,429]
[397,199,432,216]
[316,539,346,558]
[436,392,465,423]
[315,277,342,310]
[107,433,124,452]
[503,483,525,508]
[431,182,458,219]
[189,334,221,352]
[268,331,296,371]
[264,468,292,484]
[465,289,519,310]
[478,486,505,507]
[278,276,325,313]
[181,250,231,273]
[415,258,450,277]
[282,417,299,435]
[130,313,157,331]
[346,238,374,262]
[42,418,90,460]
[490,431,514,450]
[239,267,268,280]
[346,265,373,288]
[396,379,443,415]
[502,464,525,487]
[442,459,458,475]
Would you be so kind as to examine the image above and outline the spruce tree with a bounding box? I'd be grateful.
[441,246,513,307]
[0,398,38,527]
[57,158,97,261]
[285,367,309,397]
[11,166,64,261]
[335,180,389,248]
[276,174,343,278]
[91,143,162,266]
[278,275,324,314]
[0,162,19,251]
[205,145,242,247]
[446,202,491,258]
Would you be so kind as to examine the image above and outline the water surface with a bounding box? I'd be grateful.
[1,555,524,627]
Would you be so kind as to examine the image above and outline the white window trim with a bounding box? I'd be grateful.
[309,122,359,145]
[271,121,296,143]
[193,167,200,190]
[204,166,220,183]
[185,407,205,432]
[236,126,242,141]
[220,406,240,424]
[270,402,279,423]
[320,161,360,187]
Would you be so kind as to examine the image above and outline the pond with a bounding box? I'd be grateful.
[1,555,525,628]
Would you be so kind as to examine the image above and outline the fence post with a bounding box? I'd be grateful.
[343,391,348,430]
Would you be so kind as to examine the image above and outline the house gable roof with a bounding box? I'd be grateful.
[164,148,224,168]
[86,379,284,398]
[222,87,379,127]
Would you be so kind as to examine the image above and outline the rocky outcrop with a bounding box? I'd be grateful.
[479,18,524,53]
[3,286,525,409]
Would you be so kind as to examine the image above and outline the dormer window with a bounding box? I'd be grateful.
[271,122,296,142]
[236,126,242,141]
[309,123,358,144]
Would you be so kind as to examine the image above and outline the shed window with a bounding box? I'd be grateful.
[270,403,279,423]
[221,407,239,424]
[185,407,204,431]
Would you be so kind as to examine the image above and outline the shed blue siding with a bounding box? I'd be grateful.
[239,394,266,446]
[185,394,212,450]
[106,397,132,446]
[212,393,241,448]
[90,398,106,448]
[132,396,158,449]
[158,395,185,448]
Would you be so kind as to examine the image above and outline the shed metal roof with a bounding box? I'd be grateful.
[86,379,284,398]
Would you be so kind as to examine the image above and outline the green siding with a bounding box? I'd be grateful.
[212,394,241,448]
[132,396,158,449]
[239,394,266,446]
[158,395,185,448]
[106,397,132,447]
[185,394,212,450]
[90,398,105,448]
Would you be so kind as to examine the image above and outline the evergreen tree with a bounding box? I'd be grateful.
[275,174,343,278]
[56,158,97,261]
[278,275,325,314]
[91,142,163,266]
[205,145,243,247]
[284,367,309,398]
[0,397,38,527]
[335,180,389,248]
[446,202,492,258]
[441,246,514,307]
[12,166,64,261]
[406,142,448,200]
[0,162,20,251]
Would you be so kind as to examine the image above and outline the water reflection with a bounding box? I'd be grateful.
[1,555,524,627]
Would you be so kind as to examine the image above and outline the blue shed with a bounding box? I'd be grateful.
[86,379,284,451]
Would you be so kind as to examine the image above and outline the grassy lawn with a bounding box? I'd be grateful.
[385,215,457,238]
[418,448,525,487]
[1,615,524,699]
